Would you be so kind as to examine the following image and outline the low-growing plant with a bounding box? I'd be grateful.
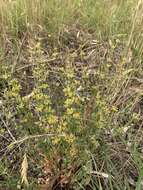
[0,0,143,189]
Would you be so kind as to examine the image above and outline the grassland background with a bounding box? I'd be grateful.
[0,0,143,190]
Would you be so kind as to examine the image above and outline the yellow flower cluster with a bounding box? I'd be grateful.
[5,79,21,98]
[47,115,58,125]
[64,133,75,144]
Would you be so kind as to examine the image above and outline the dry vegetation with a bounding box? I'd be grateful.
[0,0,143,189]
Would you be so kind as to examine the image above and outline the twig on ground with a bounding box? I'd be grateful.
[8,133,63,148]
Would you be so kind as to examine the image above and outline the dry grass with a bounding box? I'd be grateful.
[0,0,143,190]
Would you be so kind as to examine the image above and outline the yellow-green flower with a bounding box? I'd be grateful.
[70,146,78,157]
[73,112,81,119]
[48,115,57,125]
[66,108,74,115]
[64,134,75,144]
[52,136,61,145]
